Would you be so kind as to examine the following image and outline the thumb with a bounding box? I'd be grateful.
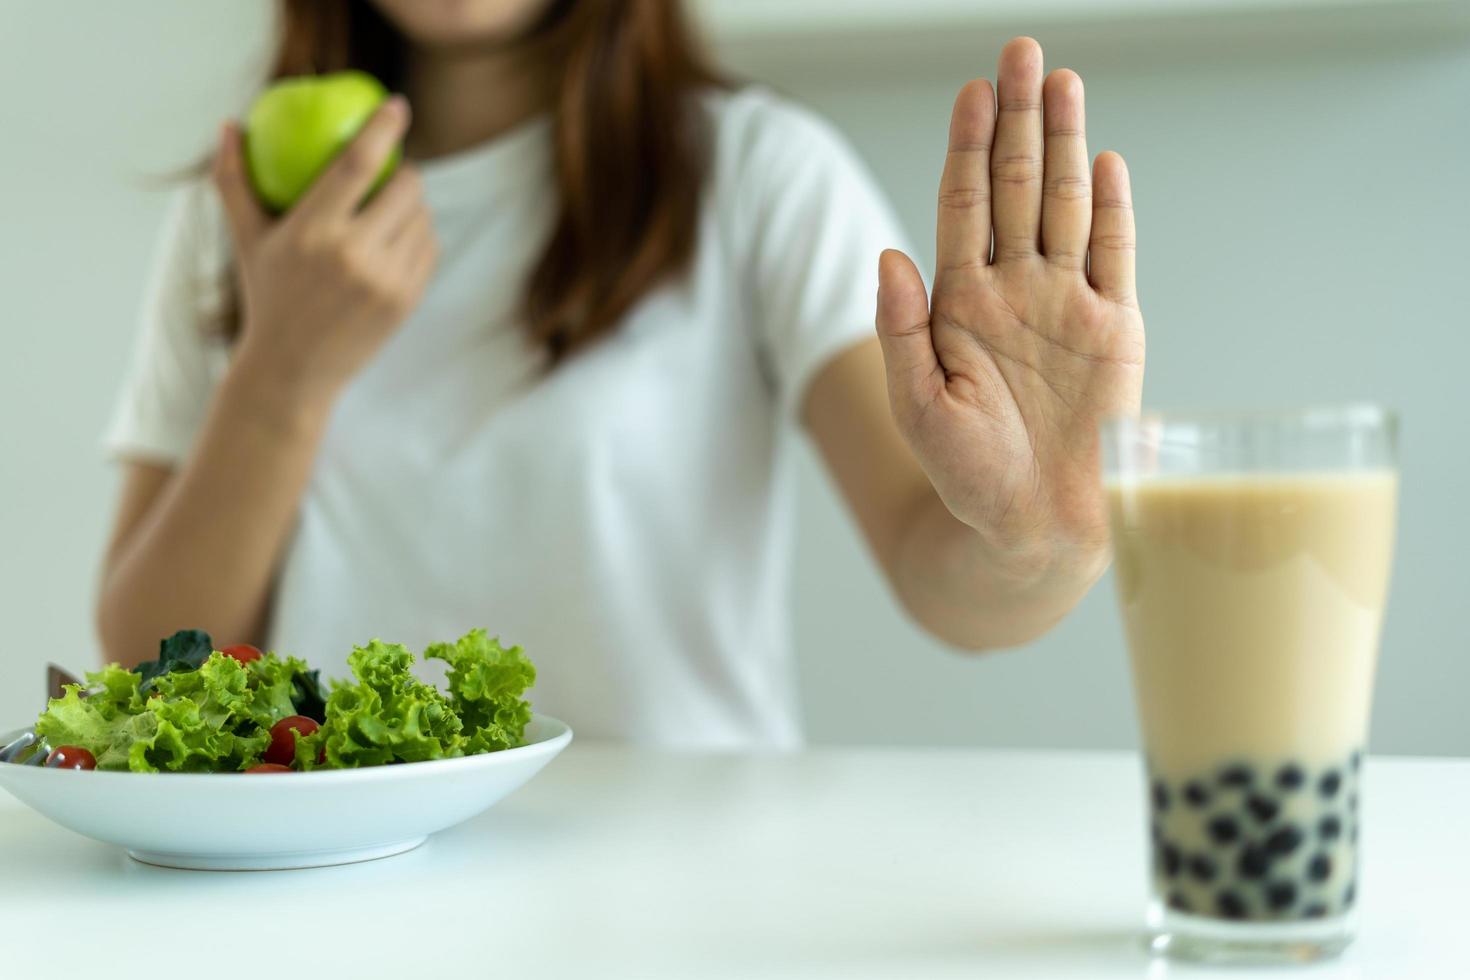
[875,248,941,418]
[210,121,268,249]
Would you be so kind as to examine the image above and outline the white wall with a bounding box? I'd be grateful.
[1,2,1465,754]
[0,2,274,732]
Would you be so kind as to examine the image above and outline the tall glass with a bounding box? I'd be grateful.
[1102,406,1398,964]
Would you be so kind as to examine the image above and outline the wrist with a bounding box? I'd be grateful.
[929,479,1110,599]
[896,496,1107,648]
[222,343,338,443]
[966,521,1108,603]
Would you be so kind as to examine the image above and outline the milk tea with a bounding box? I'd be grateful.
[1109,472,1397,922]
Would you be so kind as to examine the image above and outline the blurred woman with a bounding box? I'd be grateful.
[98,0,1143,746]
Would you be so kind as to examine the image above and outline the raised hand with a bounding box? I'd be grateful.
[875,37,1144,581]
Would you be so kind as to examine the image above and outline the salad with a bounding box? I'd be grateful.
[30,628,536,773]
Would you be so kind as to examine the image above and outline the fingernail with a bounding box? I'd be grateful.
[387,94,409,117]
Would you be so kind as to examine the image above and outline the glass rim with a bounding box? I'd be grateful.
[1103,402,1398,433]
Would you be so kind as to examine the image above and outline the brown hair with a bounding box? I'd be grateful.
[254,0,722,363]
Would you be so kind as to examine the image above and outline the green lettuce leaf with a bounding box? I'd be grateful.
[34,685,134,770]
[31,683,193,772]
[426,629,535,751]
[303,640,465,769]
[32,654,278,772]
[244,654,313,727]
[32,630,537,773]
[125,655,274,771]
[86,663,146,718]
[128,694,270,773]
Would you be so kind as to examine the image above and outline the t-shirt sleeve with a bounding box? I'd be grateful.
[723,90,914,416]
[103,182,233,465]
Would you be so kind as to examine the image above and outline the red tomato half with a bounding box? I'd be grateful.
[264,715,321,767]
[245,763,292,773]
[219,644,263,665]
[45,745,97,770]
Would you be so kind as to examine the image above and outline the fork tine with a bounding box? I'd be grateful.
[0,730,37,763]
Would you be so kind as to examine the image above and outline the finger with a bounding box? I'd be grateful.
[391,220,439,300]
[210,121,268,248]
[405,230,439,290]
[935,79,996,278]
[291,95,410,223]
[1088,151,1137,305]
[382,206,434,257]
[875,249,942,417]
[358,166,425,244]
[990,36,1045,261]
[1040,69,1091,269]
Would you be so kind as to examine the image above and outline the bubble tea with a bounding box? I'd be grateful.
[1103,407,1397,964]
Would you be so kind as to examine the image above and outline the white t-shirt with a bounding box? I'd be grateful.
[105,87,908,748]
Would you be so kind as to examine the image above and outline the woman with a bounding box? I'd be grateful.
[98,0,1143,747]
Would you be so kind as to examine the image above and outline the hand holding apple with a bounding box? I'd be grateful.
[211,96,438,410]
[244,70,401,212]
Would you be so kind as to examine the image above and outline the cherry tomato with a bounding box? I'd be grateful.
[45,745,97,770]
[245,763,292,773]
[264,714,321,766]
[219,644,263,665]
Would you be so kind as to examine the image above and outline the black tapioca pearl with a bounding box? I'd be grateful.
[1319,815,1342,842]
[1215,891,1247,920]
[1161,843,1183,877]
[1264,825,1304,857]
[1219,765,1253,789]
[1207,815,1240,845]
[1167,890,1192,913]
[1187,854,1218,883]
[1344,880,1356,906]
[1308,853,1333,882]
[1265,880,1298,911]
[1246,794,1280,823]
[1275,764,1305,791]
[1183,781,1211,808]
[1152,780,1170,811]
[1319,770,1343,799]
[1303,903,1329,919]
[1237,845,1271,880]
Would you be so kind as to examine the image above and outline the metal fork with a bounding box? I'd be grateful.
[0,730,43,765]
[0,663,85,766]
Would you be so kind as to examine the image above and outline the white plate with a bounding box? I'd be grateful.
[0,714,571,870]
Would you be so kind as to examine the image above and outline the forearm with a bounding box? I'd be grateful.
[97,354,333,667]
[889,492,1108,652]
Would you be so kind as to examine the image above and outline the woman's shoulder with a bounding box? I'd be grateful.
[699,84,886,233]
[156,177,235,274]
[137,176,236,350]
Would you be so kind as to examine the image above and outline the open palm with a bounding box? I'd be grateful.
[877,37,1144,571]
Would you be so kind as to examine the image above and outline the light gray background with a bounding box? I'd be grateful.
[1,2,1465,753]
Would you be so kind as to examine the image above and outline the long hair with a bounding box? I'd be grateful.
[248,0,721,363]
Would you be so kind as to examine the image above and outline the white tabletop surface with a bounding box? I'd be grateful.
[2,745,1466,979]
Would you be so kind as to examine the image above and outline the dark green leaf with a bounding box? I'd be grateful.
[134,629,214,688]
[291,668,328,723]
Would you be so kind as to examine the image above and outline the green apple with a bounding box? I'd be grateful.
[243,70,400,213]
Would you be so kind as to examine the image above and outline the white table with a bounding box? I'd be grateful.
[2,746,1466,978]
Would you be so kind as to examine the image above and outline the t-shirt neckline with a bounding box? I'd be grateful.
[413,113,553,205]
